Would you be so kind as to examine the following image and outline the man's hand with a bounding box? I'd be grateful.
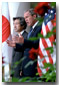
[6,40,16,47]
[6,34,24,47]
[20,71,22,76]
[12,34,24,44]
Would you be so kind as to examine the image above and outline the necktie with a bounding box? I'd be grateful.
[27,28,33,39]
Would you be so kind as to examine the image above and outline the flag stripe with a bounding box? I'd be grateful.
[47,21,53,31]
[37,63,42,76]
[2,15,10,42]
[45,22,55,46]
[42,22,46,36]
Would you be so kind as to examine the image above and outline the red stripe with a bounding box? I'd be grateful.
[49,36,55,46]
[42,59,47,65]
[42,38,50,56]
[49,57,53,64]
[41,38,53,64]
[45,24,50,33]
[41,29,43,34]
[39,45,49,72]
[45,24,55,46]
[2,15,10,42]
[38,46,44,58]
[52,14,56,27]
[37,63,42,76]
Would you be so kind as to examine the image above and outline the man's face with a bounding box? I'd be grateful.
[24,11,36,27]
[13,19,23,32]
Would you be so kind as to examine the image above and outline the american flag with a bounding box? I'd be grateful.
[37,12,56,76]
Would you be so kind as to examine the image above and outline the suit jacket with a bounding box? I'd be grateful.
[11,31,28,78]
[15,25,42,77]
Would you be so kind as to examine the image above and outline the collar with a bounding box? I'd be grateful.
[32,21,39,29]
[18,30,24,36]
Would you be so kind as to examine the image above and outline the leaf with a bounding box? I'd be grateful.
[36,17,43,26]
[24,61,34,68]
[44,27,56,38]
[44,63,53,68]
[44,63,56,71]
[15,57,26,65]
[53,42,56,45]
[27,77,42,82]
[44,47,54,54]
[29,37,38,40]
[50,2,56,8]
[52,26,56,32]
[12,77,19,82]
[19,77,30,82]
[45,71,56,82]
[36,17,43,22]
[45,32,55,38]
[36,72,39,76]
[10,70,15,75]
[38,33,44,38]
[25,59,37,68]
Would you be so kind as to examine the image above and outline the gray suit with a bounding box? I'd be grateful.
[11,31,28,78]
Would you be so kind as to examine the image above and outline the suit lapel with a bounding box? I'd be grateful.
[28,25,41,38]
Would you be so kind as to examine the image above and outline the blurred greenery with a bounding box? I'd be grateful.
[29,37,38,41]
[44,47,54,54]
[50,2,56,8]
[25,59,37,68]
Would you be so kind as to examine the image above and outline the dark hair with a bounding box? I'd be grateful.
[24,8,37,17]
[13,17,27,30]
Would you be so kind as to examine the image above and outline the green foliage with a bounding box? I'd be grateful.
[38,33,44,38]
[42,63,56,82]
[45,27,56,38]
[11,77,19,82]
[31,2,38,8]
[44,63,56,70]
[38,26,56,39]
[12,57,26,68]
[50,2,56,8]
[25,59,37,68]
[44,47,54,54]
[36,17,44,26]
[29,37,38,41]
[19,77,30,82]
[53,42,56,46]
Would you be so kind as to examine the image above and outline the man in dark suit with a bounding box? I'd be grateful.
[7,9,41,77]
[11,17,28,78]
